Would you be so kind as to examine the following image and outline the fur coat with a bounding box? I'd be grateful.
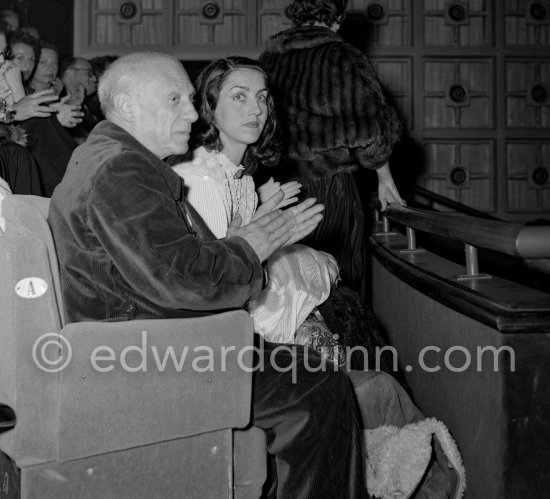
[260,26,402,179]
[0,123,27,148]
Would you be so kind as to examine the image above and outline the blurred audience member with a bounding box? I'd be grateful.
[28,40,62,95]
[60,56,99,142]
[87,55,118,122]
[0,24,43,195]
[1,34,80,196]
[90,54,117,79]
[0,10,18,33]
[21,25,39,39]
[7,30,38,83]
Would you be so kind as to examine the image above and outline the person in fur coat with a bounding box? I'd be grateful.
[259,0,405,299]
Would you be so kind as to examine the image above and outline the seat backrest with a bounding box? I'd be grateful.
[0,195,65,464]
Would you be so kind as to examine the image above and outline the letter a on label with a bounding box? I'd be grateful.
[15,278,48,298]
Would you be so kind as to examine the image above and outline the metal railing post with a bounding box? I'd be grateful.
[455,244,492,280]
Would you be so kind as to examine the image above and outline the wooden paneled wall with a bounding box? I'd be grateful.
[74,0,550,221]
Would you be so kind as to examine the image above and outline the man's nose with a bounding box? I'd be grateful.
[186,103,199,123]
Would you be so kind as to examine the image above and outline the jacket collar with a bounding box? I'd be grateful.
[264,25,341,53]
[91,121,183,201]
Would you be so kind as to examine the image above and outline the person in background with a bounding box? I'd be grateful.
[90,54,117,80]
[0,9,18,33]
[60,56,99,142]
[27,40,62,95]
[87,54,118,122]
[4,35,82,195]
[7,29,37,83]
[21,25,39,39]
[259,0,405,300]
[0,22,43,195]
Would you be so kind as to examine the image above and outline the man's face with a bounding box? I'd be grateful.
[130,61,199,159]
[11,42,35,82]
[66,60,97,96]
[32,48,58,90]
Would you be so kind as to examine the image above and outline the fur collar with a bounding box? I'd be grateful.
[0,123,27,148]
[264,25,342,53]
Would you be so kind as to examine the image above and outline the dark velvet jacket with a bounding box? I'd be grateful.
[48,121,264,323]
[259,26,402,179]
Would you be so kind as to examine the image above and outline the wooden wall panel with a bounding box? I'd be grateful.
[423,59,493,129]
[175,0,248,47]
[423,0,493,47]
[506,141,550,212]
[257,0,293,44]
[504,0,550,46]
[371,58,413,129]
[506,59,550,128]
[93,0,165,46]
[421,141,495,212]
[349,0,411,47]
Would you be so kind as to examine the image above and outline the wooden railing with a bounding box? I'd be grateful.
[377,205,550,280]
[405,185,501,221]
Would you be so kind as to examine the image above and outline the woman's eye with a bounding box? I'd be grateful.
[233,93,245,102]
[258,94,267,103]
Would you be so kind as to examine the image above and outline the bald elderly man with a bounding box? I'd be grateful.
[48,52,366,498]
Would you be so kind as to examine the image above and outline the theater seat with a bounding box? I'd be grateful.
[0,195,266,498]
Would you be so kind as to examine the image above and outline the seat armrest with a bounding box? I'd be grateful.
[56,311,254,461]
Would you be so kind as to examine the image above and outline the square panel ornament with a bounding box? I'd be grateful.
[200,1,225,25]
[526,0,550,25]
[444,0,470,26]
[117,1,142,25]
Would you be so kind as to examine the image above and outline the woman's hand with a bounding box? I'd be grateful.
[278,181,301,208]
[0,62,25,103]
[376,161,405,211]
[258,177,302,210]
[52,95,84,128]
[12,90,59,121]
[257,177,280,204]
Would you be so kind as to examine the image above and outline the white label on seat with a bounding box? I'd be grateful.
[15,278,48,298]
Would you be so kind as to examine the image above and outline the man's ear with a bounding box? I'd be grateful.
[113,92,136,122]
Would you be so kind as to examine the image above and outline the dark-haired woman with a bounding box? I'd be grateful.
[171,56,340,348]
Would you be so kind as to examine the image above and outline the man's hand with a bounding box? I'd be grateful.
[284,198,324,246]
[227,198,324,262]
[52,95,84,128]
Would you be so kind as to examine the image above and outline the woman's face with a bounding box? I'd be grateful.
[214,68,268,155]
[31,47,58,90]
[10,42,35,82]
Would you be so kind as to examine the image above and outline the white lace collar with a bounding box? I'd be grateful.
[194,146,245,179]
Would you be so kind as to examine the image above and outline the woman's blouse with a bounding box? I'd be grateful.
[172,146,257,238]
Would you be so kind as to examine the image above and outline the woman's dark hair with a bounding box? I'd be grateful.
[193,56,280,174]
[286,0,348,26]
[7,29,40,68]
